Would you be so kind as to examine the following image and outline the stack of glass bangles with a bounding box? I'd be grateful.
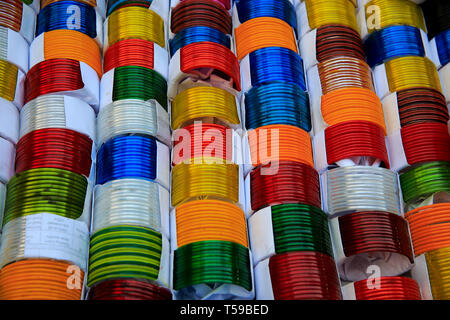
[3,167,89,226]
[19,95,96,140]
[170,0,232,35]
[0,259,85,300]
[303,0,358,32]
[88,279,173,300]
[174,200,248,249]
[315,24,365,63]
[268,251,342,300]
[92,178,164,234]
[270,204,333,257]
[169,1,255,298]
[235,0,296,30]
[399,162,450,206]
[324,166,401,217]
[244,83,311,132]
[96,135,159,185]
[250,161,321,212]
[14,128,93,177]
[247,124,314,168]
[24,59,88,104]
[234,0,343,300]
[106,6,165,49]
[172,123,232,166]
[173,240,252,293]
[96,99,168,147]
[247,46,306,91]
[171,161,240,208]
[36,1,98,40]
[363,0,426,35]
[104,38,160,74]
[87,225,163,287]
[0,59,20,104]
[0,0,34,43]
[109,66,167,110]
[352,276,421,300]
[170,86,240,130]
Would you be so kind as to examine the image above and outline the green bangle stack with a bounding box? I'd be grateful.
[3,167,88,226]
[112,66,168,110]
[271,203,333,257]
[88,225,163,287]
[173,240,252,291]
[400,161,450,204]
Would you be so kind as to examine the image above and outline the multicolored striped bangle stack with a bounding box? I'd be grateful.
[169,0,254,300]
[367,0,450,301]
[236,0,341,300]
[86,1,172,300]
[298,0,419,300]
[356,0,450,301]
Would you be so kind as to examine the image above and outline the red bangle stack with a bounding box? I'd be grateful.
[269,251,342,300]
[104,39,155,73]
[354,276,422,300]
[172,123,232,166]
[401,122,450,165]
[338,211,414,264]
[250,161,321,212]
[324,120,390,168]
[170,0,232,34]
[24,59,84,104]
[88,279,173,300]
[15,128,93,177]
[180,41,241,91]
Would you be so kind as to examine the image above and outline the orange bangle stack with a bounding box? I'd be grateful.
[320,87,386,133]
[405,203,450,257]
[234,17,297,61]
[37,29,102,78]
[175,199,248,248]
[405,203,450,300]
[248,124,314,168]
[0,259,84,300]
